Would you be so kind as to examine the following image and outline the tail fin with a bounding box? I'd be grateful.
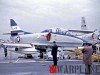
[3,19,32,36]
[10,19,32,36]
[81,17,88,30]
[10,19,21,31]
[10,19,25,36]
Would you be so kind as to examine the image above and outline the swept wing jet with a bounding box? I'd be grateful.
[1,18,100,57]
[1,19,84,56]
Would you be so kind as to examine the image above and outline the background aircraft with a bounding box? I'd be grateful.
[68,17,100,44]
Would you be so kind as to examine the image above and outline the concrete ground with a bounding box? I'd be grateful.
[0,49,100,75]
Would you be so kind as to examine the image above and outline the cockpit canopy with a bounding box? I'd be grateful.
[41,28,69,34]
[41,29,52,33]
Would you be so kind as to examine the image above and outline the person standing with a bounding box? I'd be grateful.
[4,46,7,57]
[51,41,58,66]
[82,43,93,74]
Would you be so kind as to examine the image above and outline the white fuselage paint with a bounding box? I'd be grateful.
[9,28,87,54]
[11,32,83,44]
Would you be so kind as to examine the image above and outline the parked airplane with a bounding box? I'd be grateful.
[1,18,100,58]
[68,17,92,36]
[1,19,86,57]
[68,17,100,44]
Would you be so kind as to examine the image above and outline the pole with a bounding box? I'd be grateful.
[9,51,12,63]
[98,45,100,65]
[96,44,100,65]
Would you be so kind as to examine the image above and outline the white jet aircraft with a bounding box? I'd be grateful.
[1,19,84,56]
[1,18,100,57]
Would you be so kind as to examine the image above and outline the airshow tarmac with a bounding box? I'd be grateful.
[0,49,100,75]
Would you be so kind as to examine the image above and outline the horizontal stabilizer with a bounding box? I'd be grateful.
[68,30,94,33]
[3,33,11,35]
[3,32,24,35]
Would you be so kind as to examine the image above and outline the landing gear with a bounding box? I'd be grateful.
[40,51,43,59]
[4,47,7,57]
[15,47,18,51]
[39,49,46,59]
[24,54,33,59]
[67,55,71,59]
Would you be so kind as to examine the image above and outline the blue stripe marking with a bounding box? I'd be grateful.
[11,30,32,34]
[50,32,87,42]
[24,32,32,34]
[11,30,24,33]
[41,29,87,42]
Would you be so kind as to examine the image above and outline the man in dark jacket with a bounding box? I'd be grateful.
[4,46,7,57]
[51,41,58,66]
[92,43,96,54]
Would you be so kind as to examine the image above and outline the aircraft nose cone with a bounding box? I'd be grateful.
[76,38,83,44]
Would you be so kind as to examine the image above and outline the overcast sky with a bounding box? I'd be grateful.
[0,0,100,40]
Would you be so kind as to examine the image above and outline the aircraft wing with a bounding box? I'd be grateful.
[68,30,94,33]
[1,43,32,48]
[0,43,39,54]
[32,42,83,48]
[1,41,83,49]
